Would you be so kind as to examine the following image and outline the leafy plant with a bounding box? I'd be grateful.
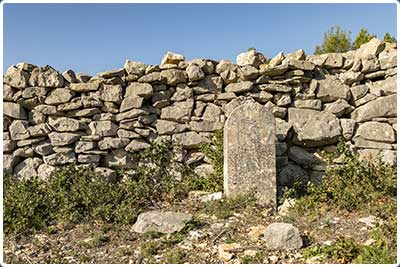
[314,25,352,54]
[198,129,224,192]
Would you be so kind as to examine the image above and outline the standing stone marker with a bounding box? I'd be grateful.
[224,101,276,206]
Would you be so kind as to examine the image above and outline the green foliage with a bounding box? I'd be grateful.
[202,194,256,219]
[240,251,265,264]
[352,28,376,49]
[248,47,256,52]
[4,140,204,235]
[303,237,360,263]
[165,249,186,264]
[290,140,397,264]
[314,26,352,54]
[291,141,396,214]
[198,129,224,192]
[383,32,397,43]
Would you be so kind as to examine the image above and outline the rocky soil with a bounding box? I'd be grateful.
[4,192,379,264]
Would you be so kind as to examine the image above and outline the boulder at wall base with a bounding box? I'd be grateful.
[132,211,192,234]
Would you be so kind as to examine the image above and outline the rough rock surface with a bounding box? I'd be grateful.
[264,223,303,250]
[132,211,192,234]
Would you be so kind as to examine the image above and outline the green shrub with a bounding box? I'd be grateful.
[198,129,224,192]
[4,140,205,235]
[202,193,256,219]
[291,141,397,264]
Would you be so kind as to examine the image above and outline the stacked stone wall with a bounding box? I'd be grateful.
[3,38,397,189]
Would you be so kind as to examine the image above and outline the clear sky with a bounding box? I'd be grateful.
[3,3,397,75]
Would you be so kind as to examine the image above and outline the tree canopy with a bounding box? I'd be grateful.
[314,26,397,55]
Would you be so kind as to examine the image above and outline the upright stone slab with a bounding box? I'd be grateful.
[224,101,276,206]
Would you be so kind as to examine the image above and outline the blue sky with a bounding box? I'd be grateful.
[3,3,397,75]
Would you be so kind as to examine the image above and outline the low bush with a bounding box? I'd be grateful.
[4,140,212,236]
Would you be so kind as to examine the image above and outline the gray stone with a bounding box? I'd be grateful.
[264,101,287,119]
[132,211,192,234]
[274,93,291,107]
[276,142,288,156]
[116,129,140,139]
[48,132,81,146]
[339,71,364,85]
[351,94,396,122]
[9,120,30,140]
[355,38,385,59]
[275,118,292,141]
[190,121,224,132]
[4,154,20,173]
[4,102,27,119]
[70,81,100,92]
[22,87,48,99]
[37,164,59,179]
[44,151,76,166]
[4,65,30,88]
[324,53,343,68]
[94,167,117,182]
[62,69,79,83]
[238,65,259,80]
[75,141,96,153]
[125,82,153,99]
[278,162,309,186]
[160,99,194,122]
[57,98,83,111]
[49,117,80,132]
[103,149,135,169]
[115,108,148,122]
[161,52,185,65]
[14,158,43,179]
[137,72,161,83]
[236,50,266,67]
[27,123,51,137]
[29,66,64,87]
[194,164,214,178]
[13,147,34,157]
[259,64,289,77]
[160,69,187,85]
[78,154,101,163]
[225,81,253,93]
[3,85,16,101]
[125,139,151,152]
[224,102,276,206]
[268,51,285,67]
[99,84,124,103]
[316,76,351,102]
[284,58,315,71]
[289,108,341,147]
[340,119,356,140]
[194,75,223,94]
[324,99,353,117]
[379,49,396,70]
[35,104,59,115]
[96,68,125,78]
[368,76,396,96]
[120,96,144,112]
[4,140,16,153]
[155,120,188,135]
[358,149,397,166]
[288,146,321,169]
[353,138,394,150]
[124,60,147,76]
[45,88,74,105]
[88,121,118,136]
[350,84,369,101]
[98,137,130,150]
[17,137,46,147]
[355,121,395,143]
[34,142,54,156]
[172,131,207,149]
[258,84,292,93]
[76,73,92,83]
[186,63,205,82]
[264,223,303,250]
[171,84,193,101]
[294,99,322,110]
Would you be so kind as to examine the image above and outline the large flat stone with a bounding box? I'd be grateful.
[224,101,276,206]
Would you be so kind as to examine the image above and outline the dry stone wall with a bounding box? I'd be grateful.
[3,38,397,191]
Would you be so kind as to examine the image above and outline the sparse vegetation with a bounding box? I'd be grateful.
[202,193,256,219]
[284,140,397,264]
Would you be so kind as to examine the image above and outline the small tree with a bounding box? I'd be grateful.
[314,26,352,55]
[383,32,397,43]
[352,28,376,49]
